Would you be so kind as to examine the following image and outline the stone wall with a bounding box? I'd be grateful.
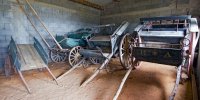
[0,0,100,71]
[101,0,200,32]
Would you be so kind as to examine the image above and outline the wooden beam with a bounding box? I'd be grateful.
[69,0,104,10]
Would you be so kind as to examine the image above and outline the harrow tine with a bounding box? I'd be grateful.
[56,59,85,80]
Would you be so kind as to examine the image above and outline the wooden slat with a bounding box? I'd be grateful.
[17,44,47,71]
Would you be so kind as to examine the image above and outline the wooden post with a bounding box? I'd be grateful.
[113,67,133,100]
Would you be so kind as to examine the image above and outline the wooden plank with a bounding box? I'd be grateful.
[17,44,27,65]
[17,45,30,66]
[17,44,47,71]
[28,45,43,66]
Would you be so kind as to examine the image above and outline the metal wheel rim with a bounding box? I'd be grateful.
[119,33,134,69]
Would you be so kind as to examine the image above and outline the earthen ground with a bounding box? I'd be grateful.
[0,60,193,100]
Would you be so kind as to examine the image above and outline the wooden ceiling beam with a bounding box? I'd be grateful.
[69,0,104,10]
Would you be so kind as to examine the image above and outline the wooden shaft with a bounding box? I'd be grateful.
[80,68,100,87]
[16,0,50,48]
[24,0,62,50]
[17,69,31,93]
[169,58,185,100]
[56,59,85,80]
[169,65,182,100]
[81,54,113,87]
[45,66,58,85]
[113,67,133,100]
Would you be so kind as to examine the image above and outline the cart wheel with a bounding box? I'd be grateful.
[119,33,134,69]
[89,57,101,64]
[50,50,67,63]
[68,46,83,67]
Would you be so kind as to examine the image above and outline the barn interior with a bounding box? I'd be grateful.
[0,0,200,100]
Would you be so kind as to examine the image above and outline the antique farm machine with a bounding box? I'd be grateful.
[49,28,94,66]
[119,15,199,100]
[56,21,130,81]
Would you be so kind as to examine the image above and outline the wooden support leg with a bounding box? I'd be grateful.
[113,67,133,100]
[17,69,31,93]
[56,59,85,81]
[45,67,58,85]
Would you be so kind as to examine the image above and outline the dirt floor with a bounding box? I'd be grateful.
[0,59,193,100]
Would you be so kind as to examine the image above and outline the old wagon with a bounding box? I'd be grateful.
[119,15,199,100]
[75,21,130,86]
[49,28,93,66]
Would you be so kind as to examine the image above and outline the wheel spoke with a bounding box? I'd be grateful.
[68,46,83,67]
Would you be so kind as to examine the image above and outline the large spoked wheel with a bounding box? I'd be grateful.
[68,46,83,67]
[50,49,67,63]
[119,33,134,69]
